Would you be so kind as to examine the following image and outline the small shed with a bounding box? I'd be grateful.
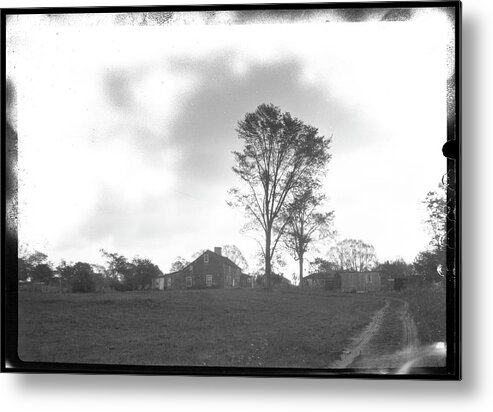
[303,272,341,290]
[340,271,381,293]
[240,273,254,288]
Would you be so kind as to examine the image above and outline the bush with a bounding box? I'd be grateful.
[112,280,134,292]
[59,262,97,293]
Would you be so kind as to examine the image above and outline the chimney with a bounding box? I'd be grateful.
[214,247,222,256]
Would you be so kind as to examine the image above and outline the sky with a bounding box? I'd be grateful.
[7,7,454,277]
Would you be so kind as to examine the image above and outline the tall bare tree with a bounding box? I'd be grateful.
[329,239,377,272]
[169,256,189,272]
[228,103,331,289]
[282,186,334,285]
[221,244,249,272]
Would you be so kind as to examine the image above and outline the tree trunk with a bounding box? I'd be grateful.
[265,230,272,290]
[299,255,304,287]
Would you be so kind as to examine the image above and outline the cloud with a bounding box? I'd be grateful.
[10,10,453,270]
[67,55,333,262]
[163,55,336,184]
[104,70,135,109]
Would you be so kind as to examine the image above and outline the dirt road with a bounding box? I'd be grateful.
[331,297,445,372]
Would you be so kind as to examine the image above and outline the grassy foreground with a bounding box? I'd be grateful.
[18,289,385,368]
[400,286,446,345]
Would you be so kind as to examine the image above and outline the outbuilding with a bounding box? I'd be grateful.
[302,272,341,290]
[339,271,381,293]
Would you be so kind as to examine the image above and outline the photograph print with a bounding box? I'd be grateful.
[3,2,460,377]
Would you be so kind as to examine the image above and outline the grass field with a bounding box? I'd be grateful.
[399,286,446,345]
[18,288,386,368]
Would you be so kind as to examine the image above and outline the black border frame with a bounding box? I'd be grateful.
[1,1,461,379]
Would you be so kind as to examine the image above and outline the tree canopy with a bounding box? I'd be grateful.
[57,261,102,292]
[309,257,339,274]
[413,249,445,283]
[282,186,335,284]
[229,103,331,289]
[329,239,377,272]
[18,250,53,283]
[170,256,189,272]
[376,259,413,280]
[100,249,162,291]
[30,263,54,283]
[423,182,447,251]
[413,182,447,283]
[221,244,249,272]
[131,258,162,290]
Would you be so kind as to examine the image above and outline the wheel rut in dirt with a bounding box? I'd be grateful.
[331,298,420,370]
[330,300,391,368]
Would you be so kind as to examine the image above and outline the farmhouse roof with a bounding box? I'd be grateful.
[305,271,338,280]
[157,248,242,278]
[206,249,241,270]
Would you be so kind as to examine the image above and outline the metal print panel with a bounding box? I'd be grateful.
[2,1,461,378]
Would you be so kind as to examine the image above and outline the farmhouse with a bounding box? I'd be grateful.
[339,271,381,293]
[154,247,242,290]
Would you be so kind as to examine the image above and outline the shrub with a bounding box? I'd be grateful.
[59,262,97,293]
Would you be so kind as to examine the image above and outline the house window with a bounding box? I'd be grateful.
[206,275,212,287]
[204,254,209,263]
[226,274,232,286]
[186,276,192,288]
[228,266,232,274]
[167,277,171,288]
[189,265,193,272]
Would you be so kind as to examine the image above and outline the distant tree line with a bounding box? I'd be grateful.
[100,250,162,291]
[226,103,448,289]
[18,249,163,293]
[307,181,447,286]
[18,177,446,292]
[308,238,378,275]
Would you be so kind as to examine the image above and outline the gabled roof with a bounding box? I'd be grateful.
[305,271,338,280]
[157,249,242,278]
[203,249,241,270]
[157,270,181,278]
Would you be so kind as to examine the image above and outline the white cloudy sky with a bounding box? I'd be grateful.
[7,7,454,276]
